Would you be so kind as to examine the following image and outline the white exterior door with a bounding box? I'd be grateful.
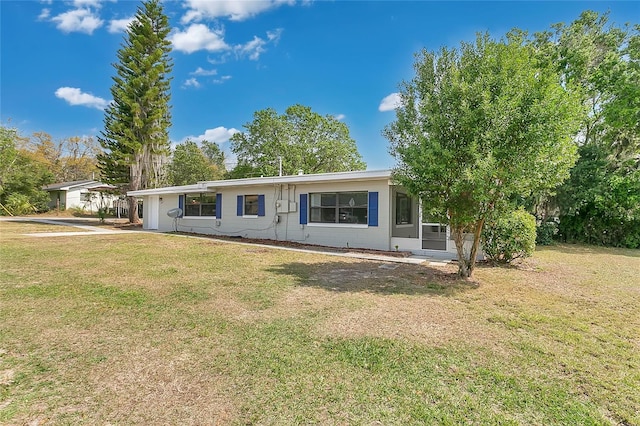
[147,195,159,230]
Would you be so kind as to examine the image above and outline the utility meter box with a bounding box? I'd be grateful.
[276,199,289,214]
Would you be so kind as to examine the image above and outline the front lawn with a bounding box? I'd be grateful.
[0,221,638,424]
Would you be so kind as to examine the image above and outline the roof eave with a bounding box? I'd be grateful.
[128,170,393,197]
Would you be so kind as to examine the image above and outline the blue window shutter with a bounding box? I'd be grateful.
[258,194,265,216]
[216,193,222,219]
[300,194,308,225]
[368,192,378,227]
[178,195,184,218]
[237,195,243,216]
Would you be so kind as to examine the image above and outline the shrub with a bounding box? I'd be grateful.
[558,212,640,249]
[536,220,558,246]
[4,193,35,215]
[30,190,51,213]
[97,207,108,223]
[482,208,536,263]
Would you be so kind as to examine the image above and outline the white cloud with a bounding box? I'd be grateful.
[182,78,201,89]
[236,36,267,61]
[334,114,346,121]
[200,126,240,143]
[73,0,103,7]
[181,0,294,23]
[378,92,401,112]
[108,16,134,33]
[55,87,109,110]
[267,28,283,43]
[182,126,240,144]
[38,8,51,20]
[190,67,217,76]
[212,75,232,84]
[184,70,230,87]
[170,24,230,54]
[207,54,231,65]
[235,29,283,60]
[171,25,281,59]
[51,8,103,34]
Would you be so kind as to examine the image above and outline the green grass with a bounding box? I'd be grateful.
[0,221,638,424]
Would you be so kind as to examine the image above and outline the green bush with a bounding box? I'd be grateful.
[30,190,51,213]
[558,213,640,249]
[536,220,558,246]
[2,191,50,216]
[482,208,537,263]
[5,193,34,215]
[555,145,640,249]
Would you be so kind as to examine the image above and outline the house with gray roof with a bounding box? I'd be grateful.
[43,180,117,212]
[128,170,460,257]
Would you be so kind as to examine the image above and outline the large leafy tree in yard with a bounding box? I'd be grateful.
[168,140,224,186]
[385,33,583,277]
[97,0,172,223]
[229,104,365,178]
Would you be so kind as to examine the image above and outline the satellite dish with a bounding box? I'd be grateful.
[167,208,182,218]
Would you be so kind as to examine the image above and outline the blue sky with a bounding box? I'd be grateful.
[1,1,638,171]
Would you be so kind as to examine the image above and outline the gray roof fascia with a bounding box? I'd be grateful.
[43,180,99,191]
[128,183,209,197]
[204,169,392,190]
[128,170,393,197]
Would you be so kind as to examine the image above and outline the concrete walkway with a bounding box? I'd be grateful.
[2,216,453,266]
[1,216,134,237]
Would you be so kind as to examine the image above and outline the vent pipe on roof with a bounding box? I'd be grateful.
[298,169,304,175]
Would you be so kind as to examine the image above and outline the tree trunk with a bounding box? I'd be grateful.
[127,195,139,223]
[452,225,472,278]
[128,153,143,224]
[452,218,485,278]
[467,217,485,277]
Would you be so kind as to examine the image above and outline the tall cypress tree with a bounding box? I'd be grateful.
[98,0,172,223]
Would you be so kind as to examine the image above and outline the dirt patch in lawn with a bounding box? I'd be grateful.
[301,261,496,347]
[236,256,494,348]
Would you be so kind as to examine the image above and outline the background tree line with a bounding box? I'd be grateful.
[0,126,100,214]
[534,12,640,249]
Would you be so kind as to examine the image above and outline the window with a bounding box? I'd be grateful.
[184,193,216,216]
[237,195,265,217]
[396,193,412,225]
[244,194,259,216]
[310,191,368,224]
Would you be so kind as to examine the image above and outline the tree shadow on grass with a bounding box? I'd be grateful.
[267,260,478,296]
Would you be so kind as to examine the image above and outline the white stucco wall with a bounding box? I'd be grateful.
[146,180,392,251]
[63,189,117,212]
[66,190,83,209]
[136,174,462,258]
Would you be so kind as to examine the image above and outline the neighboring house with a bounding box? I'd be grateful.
[128,170,461,257]
[43,180,117,212]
